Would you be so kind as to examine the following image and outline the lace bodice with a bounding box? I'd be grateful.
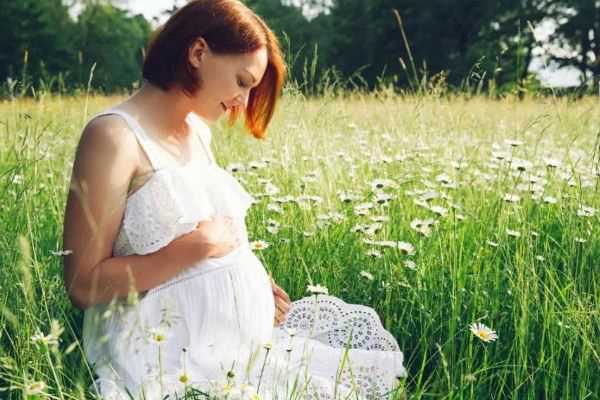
[87,109,255,257]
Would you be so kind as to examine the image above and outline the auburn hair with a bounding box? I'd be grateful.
[142,0,287,139]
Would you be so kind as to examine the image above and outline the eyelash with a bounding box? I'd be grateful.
[238,79,248,89]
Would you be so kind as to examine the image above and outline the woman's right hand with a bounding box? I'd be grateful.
[192,216,240,258]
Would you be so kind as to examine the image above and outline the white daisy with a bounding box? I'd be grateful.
[307,284,329,295]
[469,322,498,343]
[430,205,448,217]
[359,270,374,281]
[366,248,383,258]
[250,240,269,250]
[506,229,521,238]
[397,241,416,255]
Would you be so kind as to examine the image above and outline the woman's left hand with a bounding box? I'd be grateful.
[269,274,291,326]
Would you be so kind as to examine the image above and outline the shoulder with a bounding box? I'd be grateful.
[74,113,139,178]
[80,113,138,152]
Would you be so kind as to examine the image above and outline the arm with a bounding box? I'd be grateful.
[61,117,212,310]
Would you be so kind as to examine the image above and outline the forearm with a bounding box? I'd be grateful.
[75,235,211,309]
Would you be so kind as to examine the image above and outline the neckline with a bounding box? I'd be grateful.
[108,108,214,169]
[123,162,228,203]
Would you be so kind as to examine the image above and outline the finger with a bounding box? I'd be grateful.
[274,286,291,303]
[275,295,291,311]
[275,299,290,314]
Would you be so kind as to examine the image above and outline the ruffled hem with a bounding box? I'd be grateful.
[86,295,406,400]
[113,163,255,257]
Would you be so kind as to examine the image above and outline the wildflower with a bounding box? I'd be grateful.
[307,284,329,295]
[491,150,509,161]
[360,270,374,281]
[25,381,47,395]
[510,158,533,172]
[505,139,523,147]
[366,249,382,258]
[416,190,440,202]
[226,163,245,173]
[543,196,557,204]
[285,327,297,337]
[12,174,23,185]
[370,215,390,222]
[503,194,520,203]
[364,223,383,236]
[374,192,393,205]
[250,240,269,251]
[404,260,417,270]
[267,203,283,214]
[410,218,436,237]
[430,205,448,217]
[31,319,63,347]
[370,178,398,190]
[338,191,362,203]
[351,224,367,233]
[544,157,561,168]
[248,160,267,170]
[263,341,273,351]
[178,373,189,384]
[354,202,374,215]
[435,173,452,184]
[397,241,416,255]
[506,229,521,238]
[148,326,168,344]
[264,182,279,196]
[469,322,498,343]
[486,240,499,247]
[577,205,596,217]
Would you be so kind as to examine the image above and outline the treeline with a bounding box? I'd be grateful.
[1,0,598,97]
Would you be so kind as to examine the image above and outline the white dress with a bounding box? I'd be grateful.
[81,108,406,400]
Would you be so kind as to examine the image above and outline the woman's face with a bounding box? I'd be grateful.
[188,38,268,123]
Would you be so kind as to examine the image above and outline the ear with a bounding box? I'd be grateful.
[188,37,209,69]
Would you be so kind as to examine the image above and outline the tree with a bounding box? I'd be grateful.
[0,0,76,86]
[74,1,152,92]
[547,0,600,88]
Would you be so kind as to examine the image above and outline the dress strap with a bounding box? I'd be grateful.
[88,109,167,171]
[188,112,216,166]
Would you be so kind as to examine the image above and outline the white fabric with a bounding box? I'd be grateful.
[81,109,406,400]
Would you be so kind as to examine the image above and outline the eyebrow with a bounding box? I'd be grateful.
[243,68,258,84]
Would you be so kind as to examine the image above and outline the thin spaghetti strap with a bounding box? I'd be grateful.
[88,109,165,171]
[188,112,216,165]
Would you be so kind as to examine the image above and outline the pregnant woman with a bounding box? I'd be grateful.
[61,1,406,399]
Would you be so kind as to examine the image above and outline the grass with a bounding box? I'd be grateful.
[0,88,598,399]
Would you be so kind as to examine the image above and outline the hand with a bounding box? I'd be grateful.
[193,216,240,258]
[269,273,291,326]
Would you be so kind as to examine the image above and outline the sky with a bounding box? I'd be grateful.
[123,0,581,87]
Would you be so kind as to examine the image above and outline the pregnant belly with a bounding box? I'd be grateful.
[129,247,275,357]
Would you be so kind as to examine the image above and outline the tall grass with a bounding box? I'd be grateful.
[0,80,598,399]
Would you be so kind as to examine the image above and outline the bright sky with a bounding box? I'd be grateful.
[123,0,580,87]
[124,0,182,24]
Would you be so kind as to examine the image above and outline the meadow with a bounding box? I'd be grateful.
[0,88,598,399]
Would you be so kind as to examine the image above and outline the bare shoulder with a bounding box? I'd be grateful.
[70,113,140,202]
[78,114,138,159]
